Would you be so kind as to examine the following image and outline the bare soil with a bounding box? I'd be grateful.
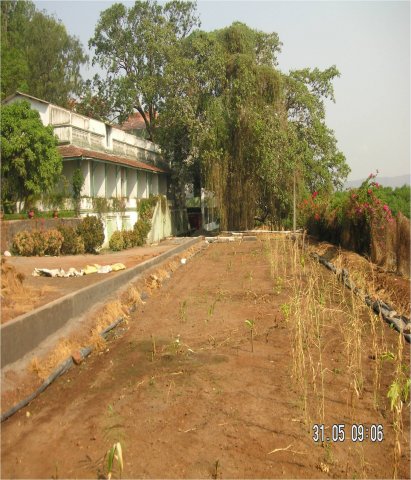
[1,238,410,479]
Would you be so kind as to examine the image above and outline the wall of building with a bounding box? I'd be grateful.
[6,94,163,162]
[3,94,186,247]
[6,96,50,125]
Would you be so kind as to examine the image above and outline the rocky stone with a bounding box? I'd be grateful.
[72,351,83,365]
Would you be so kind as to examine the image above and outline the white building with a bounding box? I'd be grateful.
[3,92,188,244]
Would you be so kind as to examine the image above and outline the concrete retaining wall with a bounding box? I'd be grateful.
[1,237,202,368]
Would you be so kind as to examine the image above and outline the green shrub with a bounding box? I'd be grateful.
[30,230,48,256]
[12,229,63,256]
[138,196,158,221]
[109,231,124,251]
[58,224,85,255]
[77,215,104,253]
[43,229,64,256]
[12,231,36,256]
[122,230,136,249]
[133,219,151,246]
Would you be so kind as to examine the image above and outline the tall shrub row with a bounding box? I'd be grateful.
[12,215,104,256]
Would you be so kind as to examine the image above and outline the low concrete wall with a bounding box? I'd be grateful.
[1,237,202,368]
[1,218,82,252]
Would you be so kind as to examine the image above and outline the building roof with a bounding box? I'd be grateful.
[119,111,158,132]
[2,91,51,106]
[58,145,168,174]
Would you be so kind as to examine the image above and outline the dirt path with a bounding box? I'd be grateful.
[1,239,409,479]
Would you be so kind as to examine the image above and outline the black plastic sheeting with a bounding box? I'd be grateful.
[310,252,411,344]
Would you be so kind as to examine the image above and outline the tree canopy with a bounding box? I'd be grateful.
[89,2,350,229]
[1,0,87,105]
[0,101,63,209]
[88,0,200,140]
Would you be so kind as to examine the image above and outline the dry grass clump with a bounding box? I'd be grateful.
[94,300,128,333]
[88,300,129,352]
[89,327,106,352]
[1,258,26,297]
[144,268,171,292]
[156,268,169,281]
[30,338,81,380]
[1,258,57,322]
[123,285,143,307]
[145,274,161,291]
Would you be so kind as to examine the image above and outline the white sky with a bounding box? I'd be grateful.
[34,0,411,182]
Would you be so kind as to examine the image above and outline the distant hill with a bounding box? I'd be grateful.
[344,174,410,189]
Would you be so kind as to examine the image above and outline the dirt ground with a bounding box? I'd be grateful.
[1,237,410,479]
[1,239,182,323]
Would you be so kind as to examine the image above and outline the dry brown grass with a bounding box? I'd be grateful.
[93,300,128,334]
[307,241,410,317]
[1,258,58,322]
[123,285,143,307]
[29,339,82,380]
[1,258,26,297]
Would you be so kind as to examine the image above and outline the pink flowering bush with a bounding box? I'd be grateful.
[346,173,393,226]
[302,172,396,255]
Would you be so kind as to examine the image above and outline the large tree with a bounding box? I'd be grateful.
[1,0,87,105]
[89,0,199,140]
[0,101,63,210]
[90,2,349,229]
[284,67,350,194]
[158,22,349,229]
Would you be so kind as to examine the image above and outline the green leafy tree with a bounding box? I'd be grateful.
[1,0,87,104]
[0,101,63,209]
[374,184,410,219]
[157,21,349,229]
[157,29,226,208]
[73,78,113,122]
[89,0,199,140]
[0,1,32,96]
[160,22,292,229]
[284,66,350,193]
[89,3,349,229]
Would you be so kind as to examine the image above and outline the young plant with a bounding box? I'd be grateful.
[387,333,410,479]
[274,276,283,294]
[179,300,188,323]
[106,442,123,480]
[280,303,291,321]
[212,458,220,479]
[245,319,255,353]
[151,334,157,361]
